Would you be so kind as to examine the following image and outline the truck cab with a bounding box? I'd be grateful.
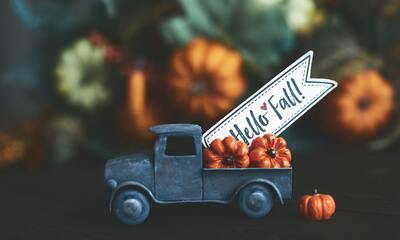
[151,124,203,201]
[105,124,292,225]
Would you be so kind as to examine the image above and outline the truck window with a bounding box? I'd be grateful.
[165,136,196,156]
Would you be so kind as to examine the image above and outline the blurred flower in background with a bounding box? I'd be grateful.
[47,115,83,167]
[55,38,110,111]
[1,0,400,169]
[284,0,323,34]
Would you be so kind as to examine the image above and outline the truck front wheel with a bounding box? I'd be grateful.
[113,190,150,225]
[238,184,274,218]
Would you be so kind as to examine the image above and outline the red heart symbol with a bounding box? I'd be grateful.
[260,102,268,111]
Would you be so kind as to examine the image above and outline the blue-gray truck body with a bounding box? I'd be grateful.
[104,124,292,223]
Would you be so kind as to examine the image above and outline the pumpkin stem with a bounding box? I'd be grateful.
[223,155,235,166]
[358,98,370,110]
[314,189,318,194]
[192,81,208,94]
[266,148,277,158]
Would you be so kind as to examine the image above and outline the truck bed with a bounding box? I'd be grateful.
[202,168,292,203]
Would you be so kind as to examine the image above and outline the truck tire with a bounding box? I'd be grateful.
[238,184,274,218]
[113,190,150,225]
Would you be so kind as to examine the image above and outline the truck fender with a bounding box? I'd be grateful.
[232,179,284,205]
[108,181,155,213]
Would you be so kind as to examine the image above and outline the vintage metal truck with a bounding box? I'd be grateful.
[104,124,292,225]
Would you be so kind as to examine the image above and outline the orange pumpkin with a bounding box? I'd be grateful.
[0,121,46,169]
[0,133,26,167]
[321,69,395,141]
[203,136,250,168]
[165,38,246,122]
[299,189,336,220]
[249,134,292,168]
[120,66,165,142]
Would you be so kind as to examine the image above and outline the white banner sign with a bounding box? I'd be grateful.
[202,51,338,147]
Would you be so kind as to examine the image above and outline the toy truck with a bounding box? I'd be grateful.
[104,124,292,225]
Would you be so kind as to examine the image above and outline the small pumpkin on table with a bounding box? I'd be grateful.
[299,189,336,221]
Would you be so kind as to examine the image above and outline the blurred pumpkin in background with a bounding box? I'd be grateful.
[0,133,26,167]
[0,121,46,169]
[203,136,250,168]
[321,69,395,141]
[120,63,166,142]
[249,134,292,168]
[20,121,47,169]
[165,38,246,122]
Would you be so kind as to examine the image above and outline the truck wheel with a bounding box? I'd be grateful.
[238,184,274,218]
[113,190,150,225]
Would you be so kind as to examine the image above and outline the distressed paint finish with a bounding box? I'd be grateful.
[104,123,292,222]
[105,151,154,193]
[154,133,203,200]
[149,124,202,135]
[203,168,292,202]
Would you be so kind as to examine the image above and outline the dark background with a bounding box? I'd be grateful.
[1,150,400,239]
[1,1,400,239]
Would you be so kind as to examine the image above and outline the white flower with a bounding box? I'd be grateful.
[284,0,318,33]
[55,39,110,110]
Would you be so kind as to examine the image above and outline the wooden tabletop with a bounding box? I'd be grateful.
[0,148,399,239]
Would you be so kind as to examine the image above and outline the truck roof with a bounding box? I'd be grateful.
[149,124,202,135]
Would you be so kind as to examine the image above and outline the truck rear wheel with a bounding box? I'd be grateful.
[238,184,274,218]
[113,190,150,225]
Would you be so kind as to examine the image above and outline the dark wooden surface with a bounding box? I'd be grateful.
[1,148,400,240]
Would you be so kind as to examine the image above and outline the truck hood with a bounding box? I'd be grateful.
[105,151,153,186]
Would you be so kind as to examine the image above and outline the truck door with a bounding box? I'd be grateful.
[155,134,202,201]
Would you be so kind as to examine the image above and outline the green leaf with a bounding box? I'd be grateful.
[161,0,296,75]
[178,0,217,37]
[161,17,196,46]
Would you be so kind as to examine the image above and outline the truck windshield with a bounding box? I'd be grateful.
[165,136,196,156]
